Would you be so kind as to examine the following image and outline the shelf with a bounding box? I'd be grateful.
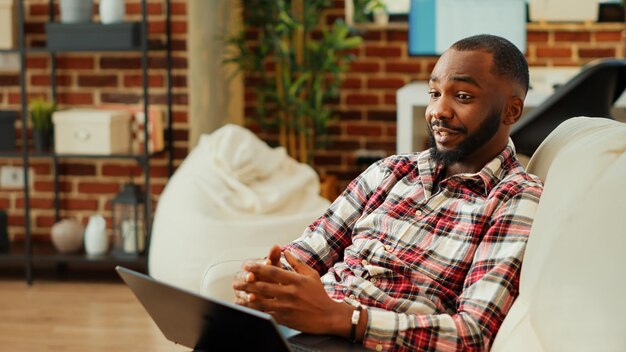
[46,22,150,52]
[0,253,27,263]
[32,252,146,265]
[0,150,166,160]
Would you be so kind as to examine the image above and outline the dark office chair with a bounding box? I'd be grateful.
[512,59,626,156]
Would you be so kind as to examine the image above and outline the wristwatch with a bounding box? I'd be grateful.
[349,303,361,343]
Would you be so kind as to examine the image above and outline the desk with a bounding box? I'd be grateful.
[396,79,626,154]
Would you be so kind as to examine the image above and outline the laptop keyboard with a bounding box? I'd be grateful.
[289,342,321,352]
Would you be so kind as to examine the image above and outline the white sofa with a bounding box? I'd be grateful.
[199,117,626,351]
[492,116,626,351]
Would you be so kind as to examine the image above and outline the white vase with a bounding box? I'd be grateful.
[60,0,94,24]
[99,0,125,24]
[84,215,108,256]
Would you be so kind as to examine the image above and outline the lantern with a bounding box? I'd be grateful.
[111,183,146,256]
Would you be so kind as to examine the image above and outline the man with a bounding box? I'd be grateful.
[233,34,543,351]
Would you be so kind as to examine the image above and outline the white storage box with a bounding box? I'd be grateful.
[529,0,599,22]
[53,109,132,155]
[0,0,17,49]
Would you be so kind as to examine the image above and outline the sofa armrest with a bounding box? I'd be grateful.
[200,245,274,302]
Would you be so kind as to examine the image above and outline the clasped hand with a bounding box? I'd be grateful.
[232,245,351,336]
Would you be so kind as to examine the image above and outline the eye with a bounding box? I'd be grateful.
[428,90,440,99]
[457,93,473,101]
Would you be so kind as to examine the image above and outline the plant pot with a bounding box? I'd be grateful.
[60,0,93,24]
[33,129,52,152]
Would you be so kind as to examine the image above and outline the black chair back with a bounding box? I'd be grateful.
[512,59,626,156]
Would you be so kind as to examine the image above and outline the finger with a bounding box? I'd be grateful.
[243,262,301,284]
[267,245,282,266]
[284,250,319,278]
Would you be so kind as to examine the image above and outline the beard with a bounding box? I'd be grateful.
[428,108,502,166]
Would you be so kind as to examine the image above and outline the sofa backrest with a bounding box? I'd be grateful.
[492,116,626,351]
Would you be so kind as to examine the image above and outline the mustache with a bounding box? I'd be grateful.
[430,120,466,133]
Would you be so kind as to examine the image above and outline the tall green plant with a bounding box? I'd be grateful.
[226,0,362,164]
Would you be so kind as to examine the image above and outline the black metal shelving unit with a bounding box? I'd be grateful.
[0,0,173,284]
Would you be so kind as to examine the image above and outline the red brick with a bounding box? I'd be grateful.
[101,93,141,104]
[102,164,142,177]
[172,111,187,123]
[31,74,72,87]
[56,57,94,70]
[340,78,362,89]
[368,110,396,122]
[527,31,549,42]
[536,47,572,58]
[149,57,187,69]
[16,197,54,209]
[123,74,165,88]
[149,93,188,106]
[57,92,94,105]
[385,61,422,73]
[387,30,408,42]
[172,129,188,142]
[349,61,381,73]
[346,93,379,105]
[172,75,187,88]
[36,215,56,228]
[61,198,99,211]
[58,163,96,176]
[313,154,342,166]
[0,75,19,86]
[151,184,166,195]
[365,141,396,151]
[34,181,73,193]
[554,31,591,42]
[78,74,118,87]
[336,110,363,121]
[29,163,51,175]
[362,31,383,41]
[367,78,405,89]
[594,31,623,42]
[365,45,403,58]
[0,197,9,208]
[8,215,25,226]
[26,57,48,69]
[24,22,45,35]
[346,124,383,136]
[384,93,396,105]
[171,2,186,15]
[78,182,121,194]
[578,48,617,58]
[30,4,52,16]
[125,3,162,15]
[386,125,396,137]
[149,166,170,178]
[100,57,141,70]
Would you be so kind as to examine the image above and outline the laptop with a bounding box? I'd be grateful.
[116,266,372,352]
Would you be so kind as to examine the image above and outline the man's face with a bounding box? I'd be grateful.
[425,49,513,166]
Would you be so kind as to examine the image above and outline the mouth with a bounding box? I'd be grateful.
[431,126,462,144]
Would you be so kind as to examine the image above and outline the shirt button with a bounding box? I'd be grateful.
[370,278,377,284]
[376,344,383,351]
[349,294,357,300]
[415,209,423,216]
[361,259,368,266]
[384,245,392,252]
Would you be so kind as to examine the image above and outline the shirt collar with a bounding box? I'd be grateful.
[417,139,518,197]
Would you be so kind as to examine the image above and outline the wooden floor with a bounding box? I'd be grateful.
[0,278,188,351]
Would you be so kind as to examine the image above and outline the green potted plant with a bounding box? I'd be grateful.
[226,0,362,165]
[352,0,387,24]
[28,97,56,152]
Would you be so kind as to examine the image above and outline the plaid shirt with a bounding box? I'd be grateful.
[282,140,543,351]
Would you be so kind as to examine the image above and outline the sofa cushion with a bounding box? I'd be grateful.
[492,117,626,351]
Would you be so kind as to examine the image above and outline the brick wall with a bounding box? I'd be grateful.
[0,0,624,246]
[0,0,188,245]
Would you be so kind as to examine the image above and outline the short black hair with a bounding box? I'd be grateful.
[451,34,529,94]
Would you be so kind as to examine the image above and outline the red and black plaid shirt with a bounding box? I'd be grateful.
[283,141,543,351]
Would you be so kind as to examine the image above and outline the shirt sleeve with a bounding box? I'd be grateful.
[362,183,542,352]
[281,158,392,273]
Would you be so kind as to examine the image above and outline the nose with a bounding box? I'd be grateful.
[428,97,453,121]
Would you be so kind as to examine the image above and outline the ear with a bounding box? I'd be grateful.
[503,96,524,125]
